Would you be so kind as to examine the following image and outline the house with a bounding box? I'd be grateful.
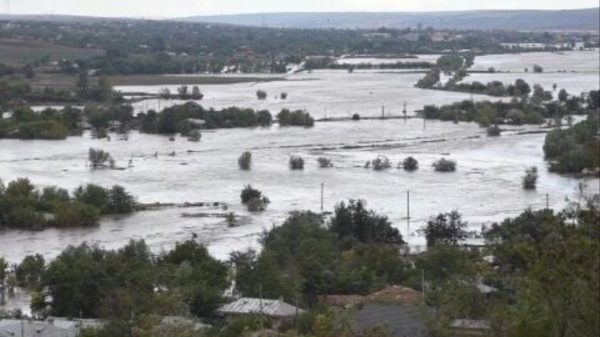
[351,303,430,337]
[217,297,304,320]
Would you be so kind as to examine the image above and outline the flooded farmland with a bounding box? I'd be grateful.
[1,51,599,266]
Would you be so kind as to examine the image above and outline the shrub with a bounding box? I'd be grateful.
[88,148,114,169]
[352,113,361,121]
[522,167,538,190]
[240,185,270,212]
[289,156,305,170]
[370,155,391,171]
[433,158,457,172]
[487,125,501,137]
[280,92,288,100]
[106,185,136,213]
[402,157,419,171]
[533,64,544,73]
[241,185,262,204]
[238,152,252,170]
[317,157,333,168]
[277,109,315,127]
[191,86,204,100]
[256,90,267,100]
[257,110,273,127]
[246,197,270,212]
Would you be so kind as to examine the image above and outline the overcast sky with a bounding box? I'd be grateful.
[5,0,599,17]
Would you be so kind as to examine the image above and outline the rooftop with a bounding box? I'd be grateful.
[217,297,304,318]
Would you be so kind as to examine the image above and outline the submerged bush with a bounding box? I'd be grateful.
[402,157,419,171]
[277,109,315,127]
[317,157,333,168]
[433,158,457,172]
[289,156,305,170]
[369,155,392,171]
[88,148,114,169]
[522,167,538,190]
[238,152,252,170]
[256,90,267,100]
[240,185,270,212]
[487,125,501,137]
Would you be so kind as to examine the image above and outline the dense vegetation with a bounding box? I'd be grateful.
[137,102,274,135]
[0,178,135,230]
[0,19,587,76]
[544,113,600,174]
[0,195,597,337]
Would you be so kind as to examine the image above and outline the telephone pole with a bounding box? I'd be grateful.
[320,183,324,214]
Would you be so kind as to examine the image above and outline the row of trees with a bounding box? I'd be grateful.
[0,178,135,230]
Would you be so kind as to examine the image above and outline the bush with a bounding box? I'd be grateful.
[256,90,267,100]
[487,125,501,137]
[433,158,457,172]
[533,64,544,73]
[522,167,538,190]
[277,109,315,127]
[370,155,391,171]
[241,185,263,204]
[280,92,288,100]
[88,148,114,169]
[257,110,273,127]
[402,157,419,171]
[317,157,333,168]
[352,113,361,121]
[106,185,136,213]
[238,152,252,170]
[240,185,270,212]
[289,156,305,170]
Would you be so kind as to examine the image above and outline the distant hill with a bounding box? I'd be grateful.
[181,8,600,31]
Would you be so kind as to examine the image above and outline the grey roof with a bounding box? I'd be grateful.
[0,319,76,337]
[217,298,304,318]
[450,319,491,330]
[351,304,429,337]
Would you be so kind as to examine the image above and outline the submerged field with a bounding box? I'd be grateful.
[1,50,599,266]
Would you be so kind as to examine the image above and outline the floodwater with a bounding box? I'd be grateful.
[1,51,598,264]
[2,50,599,313]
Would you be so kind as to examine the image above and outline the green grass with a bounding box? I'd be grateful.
[0,38,103,66]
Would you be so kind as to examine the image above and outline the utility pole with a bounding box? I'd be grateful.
[546,194,550,209]
[403,102,407,120]
[320,183,324,214]
[406,190,410,231]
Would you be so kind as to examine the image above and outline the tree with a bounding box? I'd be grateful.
[88,148,114,169]
[191,86,203,100]
[238,152,252,170]
[76,72,89,98]
[16,254,45,288]
[433,158,457,172]
[240,185,270,212]
[421,211,467,247]
[177,85,189,99]
[402,157,419,171]
[558,89,569,103]
[330,200,404,246]
[289,155,305,170]
[533,64,544,73]
[0,257,8,283]
[369,155,391,171]
[256,90,267,100]
[106,185,136,213]
[318,157,333,168]
[522,167,538,190]
[96,76,113,102]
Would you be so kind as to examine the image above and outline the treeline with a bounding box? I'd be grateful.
[544,113,600,174]
[421,90,597,127]
[0,178,135,230]
[319,61,434,70]
[0,106,84,140]
[138,103,314,135]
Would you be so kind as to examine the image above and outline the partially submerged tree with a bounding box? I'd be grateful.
[88,148,114,169]
[522,166,538,190]
[317,157,333,168]
[369,155,392,171]
[433,158,457,172]
[240,185,270,212]
[256,90,267,100]
[289,155,305,170]
[402,157,419,171]
[238,152,252,170]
